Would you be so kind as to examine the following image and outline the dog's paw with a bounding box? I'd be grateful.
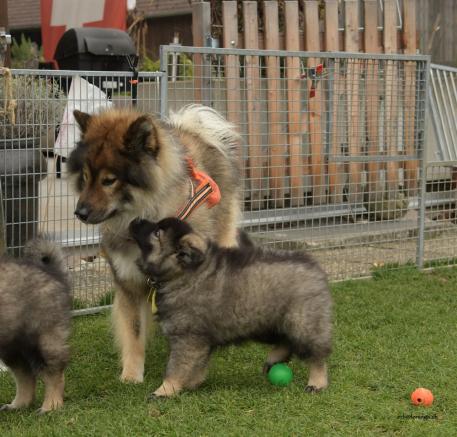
[120,372,144,384]
[305,385,324,393]
[0,403,14,412]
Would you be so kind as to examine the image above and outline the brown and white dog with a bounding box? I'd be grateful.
[67,105,242,383]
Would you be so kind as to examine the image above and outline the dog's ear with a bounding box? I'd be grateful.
[124,115,159,156]
[73,110,92,133]
[177,233,207,268]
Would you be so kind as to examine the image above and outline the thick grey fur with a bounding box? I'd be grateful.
[130,218,332,397]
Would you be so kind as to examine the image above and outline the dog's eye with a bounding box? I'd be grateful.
[154,229,161,238]
[102,177,117,186]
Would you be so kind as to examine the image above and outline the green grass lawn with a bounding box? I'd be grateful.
[2,267,457,436]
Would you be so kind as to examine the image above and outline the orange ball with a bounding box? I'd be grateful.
[411,388,434,406]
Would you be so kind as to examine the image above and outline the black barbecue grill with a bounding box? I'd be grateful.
[54,27,138,94]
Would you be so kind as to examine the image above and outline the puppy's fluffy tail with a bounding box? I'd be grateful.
[167,104,241,158]
[23,235,66,275]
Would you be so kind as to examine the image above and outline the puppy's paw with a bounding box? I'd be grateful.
[147,393,163,402]
[150,380,181,399]
[37,399,63,414]
[0,403,14,412]
[262,363,272,375]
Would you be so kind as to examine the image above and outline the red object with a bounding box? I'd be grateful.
[187,158,221,208]
[411,388,434,406]
[41,0,127,63]
[316,63,324,75]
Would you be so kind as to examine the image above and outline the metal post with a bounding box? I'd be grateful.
[159,45,169,119]
[326,58,335,157]
[0,179,5,255]
[416,58,432,269]
[325,58,336,193]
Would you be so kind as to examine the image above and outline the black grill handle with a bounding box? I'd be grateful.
[127,55,139,107]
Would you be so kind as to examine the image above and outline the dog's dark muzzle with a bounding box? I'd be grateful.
[74,204,90,222]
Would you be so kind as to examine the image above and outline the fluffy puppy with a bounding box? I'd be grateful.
[0,237,71,413]
[129,218,332,398]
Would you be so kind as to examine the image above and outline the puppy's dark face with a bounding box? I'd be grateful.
[129,217,207,281]
[67,110,160,224]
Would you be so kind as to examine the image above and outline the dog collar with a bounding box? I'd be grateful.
[176,158,221,220]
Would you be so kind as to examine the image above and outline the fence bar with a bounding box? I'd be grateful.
[161,45,429,62]
[159,47,169,118]
[416,59,431,269]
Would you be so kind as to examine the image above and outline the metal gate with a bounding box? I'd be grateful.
[160,46,430,280]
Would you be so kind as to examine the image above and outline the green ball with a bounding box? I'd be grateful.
[267,363,293,386]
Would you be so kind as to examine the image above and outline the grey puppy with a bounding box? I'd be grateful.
[0,237,71,413]
[129,217,332,399]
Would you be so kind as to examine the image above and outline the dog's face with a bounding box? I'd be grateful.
[129,217,207,281]
[67,110,160,224]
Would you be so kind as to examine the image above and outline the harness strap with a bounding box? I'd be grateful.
[177,182,213,220]
[176,158,221,220]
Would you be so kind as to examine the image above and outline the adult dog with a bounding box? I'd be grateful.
[68,105,242,383]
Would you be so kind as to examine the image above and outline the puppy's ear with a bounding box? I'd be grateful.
[177,233,207,268]
[123,115,159,157]
[73,110,92,133]
[129,218,157,244]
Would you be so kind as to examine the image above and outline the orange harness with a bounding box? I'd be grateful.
[176,158,221,220]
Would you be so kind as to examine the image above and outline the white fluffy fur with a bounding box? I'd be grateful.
[167,104,241,158]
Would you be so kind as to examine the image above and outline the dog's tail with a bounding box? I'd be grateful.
[167,104,241,158]
[23,235,67,277]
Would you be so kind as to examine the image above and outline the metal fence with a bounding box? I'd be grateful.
[0,69,163,310]
[429,64,457,161]
[3,46,456,314]
[162,46,430,280]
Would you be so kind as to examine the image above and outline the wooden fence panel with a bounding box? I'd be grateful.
[196,1,419,212]
[403,0,418,195]
[285,0,304,207]
[191,2,211,104]
[222,1,242,128]
[304,0,326,205]
[325,0,343,204]
[243,1,264,209]
[364,0,382,195]
[383,0,399,192]
[344,0,363,204]
[264,1,287,206]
